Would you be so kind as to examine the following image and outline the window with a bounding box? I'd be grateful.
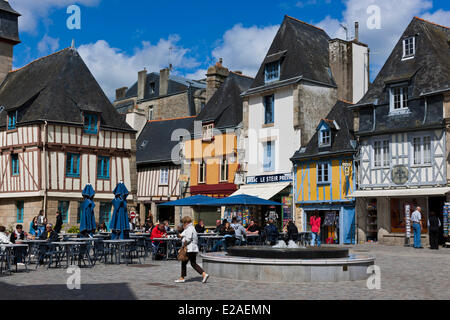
[390,86,408,112]
[160,168,169,185]
[264,95,274,124]
[413,136,432,166]
[317,163,330,184]
[66,153,80,178]
[319,129,331,146]
[198,161,206,183]
[150,82,156,94]
[8,111,17,130]
[58,201,69,223]
[84,113,98,134]
[11,154,19,176]
[148,106,154,120]
[100,202,112,226]
[16,201,24,223]
[265,61,280,83]
[202,124,214,141]
[373,140,390,168]
[220,157,228,182]
[97,156,110,180]
[77,201,82,224]
[403,37,415,58]
[263,141,275,172]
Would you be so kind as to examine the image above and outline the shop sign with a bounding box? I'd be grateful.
[405,204,411,239]
[392,165,409,185]
[246,173,292,185]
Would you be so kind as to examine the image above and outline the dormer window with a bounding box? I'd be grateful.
[202,123,214,141]
[319,129,331,147]
[402,37,415,59]
[264,61,280,83]
[8,111,17,130]
[84,113,98,134]
[390,85,409,114]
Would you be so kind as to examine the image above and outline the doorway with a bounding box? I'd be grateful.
[428,197,445,245]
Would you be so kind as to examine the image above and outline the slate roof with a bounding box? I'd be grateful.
[194,72,254,130]
[0,0,20,44]
[355,17,450,107]
[0,48,135,132]
[244,15,335,96]
[116,72,206,101]
[291,100,356,161]
[136,116,195,165]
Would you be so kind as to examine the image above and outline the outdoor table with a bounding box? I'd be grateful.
[103,239,136,264]
[17,240,48,264]
[198,235,223,252]
[152,238,182,260]
[0,244,29,273]
[50,242,83,268]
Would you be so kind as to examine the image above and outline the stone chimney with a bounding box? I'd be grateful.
[206,58,229,103]
[137,69,147,101]
[159,68,170,96]
[115,87,128,101]
[329,28,369,103]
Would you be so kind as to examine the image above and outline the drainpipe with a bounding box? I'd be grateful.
[43,121,48,216]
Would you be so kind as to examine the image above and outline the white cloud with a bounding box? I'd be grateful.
[211,23,279,77]
[37,34,60,54]
[77,36,200,100]
[9,0,101,33]
[315,0,448,77]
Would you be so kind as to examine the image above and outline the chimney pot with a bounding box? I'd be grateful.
[159,68,170,96]
[137,69,147,101]
[355,21,359,42]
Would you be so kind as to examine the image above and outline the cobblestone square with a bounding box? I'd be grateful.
[0,244,449,300]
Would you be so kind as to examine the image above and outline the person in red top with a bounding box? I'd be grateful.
[310,211,321,247]
[151,222,167,243]
[151,222,168,259]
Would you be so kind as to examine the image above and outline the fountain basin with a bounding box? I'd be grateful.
[200,247,375,283]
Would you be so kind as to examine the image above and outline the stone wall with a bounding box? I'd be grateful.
[138,92,191,120]
[0,41,13,85]
[0,197,43,231]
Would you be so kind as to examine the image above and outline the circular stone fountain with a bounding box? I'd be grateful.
[200,246,375,283]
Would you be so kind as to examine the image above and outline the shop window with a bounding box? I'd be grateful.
[264,95,274,124]
[366,200,378,242]
[391,198,427,234]
[66,153,80,178]
[97,156,110,180]
[58,201,69,224]
[16,201,24,223]
[84,113,98,134]
[99,202,112,226]
[11,154,19,176]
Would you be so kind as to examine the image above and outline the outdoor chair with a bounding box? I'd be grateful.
[0,249,11,276]
[93,240,112,265]
[122,241,141,265]
[72,243,94,268]
[151,242,166,260]
[36,243,60,269]
[135,238,147,258]
[198,236,208,253]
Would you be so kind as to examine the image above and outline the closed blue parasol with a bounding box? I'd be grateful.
[80,184,96,236]
[109,182,130,239]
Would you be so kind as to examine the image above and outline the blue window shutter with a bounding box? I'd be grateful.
[16,201,24,223]
[271,95,275,123]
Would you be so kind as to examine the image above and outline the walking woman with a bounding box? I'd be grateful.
[175,216,209,284]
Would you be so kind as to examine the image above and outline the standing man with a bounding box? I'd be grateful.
[54,210,63,234]
[411,206,424,249]
[37,210,46,237]
[428,211,441,250]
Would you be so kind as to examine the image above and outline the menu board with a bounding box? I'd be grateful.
[282,196,293,229]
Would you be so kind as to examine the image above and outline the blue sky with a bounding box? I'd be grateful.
[9,0,450,99]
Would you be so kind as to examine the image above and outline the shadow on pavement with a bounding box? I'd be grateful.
[0,281,138,300]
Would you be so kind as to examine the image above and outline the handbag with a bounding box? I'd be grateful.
[177,243,189,262]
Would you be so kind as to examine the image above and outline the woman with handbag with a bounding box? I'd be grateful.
[175,216,209,284]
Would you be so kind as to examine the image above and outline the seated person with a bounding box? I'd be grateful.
[195,219,206,234]
[246,220,261,235]
[10,224,26,244]
[263,219,279,245]
[211,222,235,252]
[163,220,172,233]
[231,217,247,246]
[0,226,11,245]
[213,220,222,234]
[98,222,108,233]
[286,220,299,243]
[151,222,168,259]
[39,224,59,242]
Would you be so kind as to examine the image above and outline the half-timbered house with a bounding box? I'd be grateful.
[0,47,137,230]
[350,17,450,245]
[136,116,194,226]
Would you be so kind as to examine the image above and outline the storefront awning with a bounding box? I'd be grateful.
[231,182,291,200]
[350,187,450,198]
